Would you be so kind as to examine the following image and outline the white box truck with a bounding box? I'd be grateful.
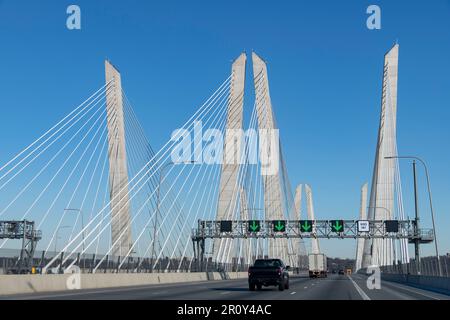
[308,253,327,278]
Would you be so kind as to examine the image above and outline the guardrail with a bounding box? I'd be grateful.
[379,256,450,277]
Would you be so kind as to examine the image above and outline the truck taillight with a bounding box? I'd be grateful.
[278,267,282,275]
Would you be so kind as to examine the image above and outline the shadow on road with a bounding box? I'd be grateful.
[211,287,283,292]
[211,287,249,292]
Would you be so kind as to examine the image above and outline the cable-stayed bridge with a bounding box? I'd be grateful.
[0,52,308,275]
[0,47,447,300]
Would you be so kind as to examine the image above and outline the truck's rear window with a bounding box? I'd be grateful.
[253,260,282,268]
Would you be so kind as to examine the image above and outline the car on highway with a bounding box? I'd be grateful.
[248,258,290,291]
[338,269,345,275]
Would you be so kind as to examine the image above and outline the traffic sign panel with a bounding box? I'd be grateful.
[357,220,370,232]
[330,220,344,233]
[248,220,261,233]
[220,221,232,232]
[273,220,286,232]
[299,220,313,233]
[385,220,399,233]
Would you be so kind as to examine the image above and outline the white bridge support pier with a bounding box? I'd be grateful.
[291,185,302,266]
[355,183,368,271]
[213,53,247,265]
[362,44,403,268]
[105,60,133,258]
[305,184,320,255]
[252,52,289,263]
[239,187,251,266]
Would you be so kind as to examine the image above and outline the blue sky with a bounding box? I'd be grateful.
[0,0,449,258]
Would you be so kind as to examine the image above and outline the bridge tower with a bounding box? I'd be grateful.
[213,53,247,264]
[305,184,320,254]
[362,44,402,268]
[355,183,368,271]
[294,185,303,221]
[105,61,133,258]
[252,52,289,262]
[239,187,250,266]
[292,184,303,267]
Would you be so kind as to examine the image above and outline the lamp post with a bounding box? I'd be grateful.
[385,156,442,277]
[150,161,196,272]
[54,226,71,253]
[367,206,392,218]
[65,208,85,271]
[64,209,84,251]
[368,205,394,266]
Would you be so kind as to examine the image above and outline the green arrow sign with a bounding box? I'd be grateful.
[273,220,286,232]
[299,220,313,233]
[248,220,261,232]
[331,220,344,233]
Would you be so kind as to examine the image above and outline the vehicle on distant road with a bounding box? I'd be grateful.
[308,253,327,278]
[248,259,290,291]
[338,269,345,275]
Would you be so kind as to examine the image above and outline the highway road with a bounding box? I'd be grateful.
[2,274,449,300]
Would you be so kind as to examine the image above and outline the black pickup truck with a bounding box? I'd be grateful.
[248,259,290,291]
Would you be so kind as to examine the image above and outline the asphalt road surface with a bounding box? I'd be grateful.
[2,274,449,300]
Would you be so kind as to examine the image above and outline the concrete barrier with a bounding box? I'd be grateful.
[0,272,212,296]
[211,272,222,280]
[0,271,249,296]
[381,273,450,295]
[228,272,248,280]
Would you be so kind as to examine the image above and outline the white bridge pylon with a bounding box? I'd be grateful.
[213,52,307,268]
[105,61,133,258]
[2,47,410,274]
[361,44,409,268]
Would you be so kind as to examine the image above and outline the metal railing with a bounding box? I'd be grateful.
[380,256,450,277]
[0,248,250,275]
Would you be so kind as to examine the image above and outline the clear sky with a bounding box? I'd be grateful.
[0,0,449,258]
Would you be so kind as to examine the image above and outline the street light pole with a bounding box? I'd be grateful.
[412,161,421,274]
[150,161,196,272]
[385,155,442,276]
[150,162,173,272]
[54,226,71,253]
[64,209,84,252]
[65,208,85,271]
[367,206,392,218]
[366,206,396,268]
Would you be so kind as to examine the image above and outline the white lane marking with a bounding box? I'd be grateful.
[303,286,308,289]
[347,275,371,300]
[312,283,315,286]
[290,292,296,295]
[220,291,230,295]
[383,281,440,300]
